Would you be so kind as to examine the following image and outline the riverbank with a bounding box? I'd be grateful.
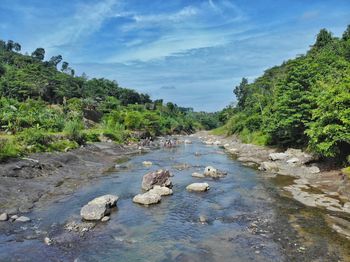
[0,140,159,216]
[195,131,350,237]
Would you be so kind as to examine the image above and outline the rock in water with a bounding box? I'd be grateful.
[186,183,210,192]
[204,166,217,177]
[88,194,119,207]
[133,192,161,205]
[0,213,8,221]
[101,216,110,222]
[149,185,173,196]
[192,172,205,178]
[203,166,226,178]
[141,169,172,191]
[142,161,153,166]
[15,216,31,222]
[80,194,118,221]
[81,204,109,221]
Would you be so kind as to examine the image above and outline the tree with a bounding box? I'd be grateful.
[61,61,69,72]
[6,40,14,51]
[233,77,249,109]
[343,25,350,41]
[48,55,62,67]
[31,48,45,61]
[13,43,21,52]
[0,64,5,77]
[314,29,333,49]
[0,40,6,50]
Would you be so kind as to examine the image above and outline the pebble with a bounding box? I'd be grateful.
[101,216,110,222]
[44,237,52,245]
[0,213,8,221]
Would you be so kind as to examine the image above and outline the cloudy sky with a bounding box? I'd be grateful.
[1,0,349,111]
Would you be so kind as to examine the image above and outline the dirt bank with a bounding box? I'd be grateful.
[0,142,154,215]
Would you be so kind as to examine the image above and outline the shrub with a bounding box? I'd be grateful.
[48,139,79,152]
[64,119,86,144]
[0,138,21,161]
[18,127,52,152]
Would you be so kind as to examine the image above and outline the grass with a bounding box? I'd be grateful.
[210,125,228,136]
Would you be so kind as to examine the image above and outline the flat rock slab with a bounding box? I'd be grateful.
[15,216,31,222]
[133,192,161,205]
[88,194,119,207]
[149,185,173,196]
[192,172,205,178]
[186,183,210,192]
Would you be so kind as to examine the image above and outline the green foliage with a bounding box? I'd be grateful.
[223,25,350,160]
[0,138,21,161]
[48,139,78,152]
[18,127,52,152]
[64,119,86,144]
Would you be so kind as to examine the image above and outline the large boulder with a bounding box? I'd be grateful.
[149,185,173,196]
[81,194,118,221]
[133,192,161,205]
[88,194,118,207]
[186,183,210,192]
[141,169,172,191]
[81,204,109,221]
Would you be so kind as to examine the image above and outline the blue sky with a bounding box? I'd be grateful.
[1,0,349,111]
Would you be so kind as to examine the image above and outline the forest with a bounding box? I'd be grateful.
[218,25,350,162]
[0,41,221,160]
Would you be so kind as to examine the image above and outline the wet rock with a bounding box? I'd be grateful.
[173,163,191,170]
[192,172,205,178]
[101,216,110,222]
[142,161,153,167]
[186,183,210,192]
[184,139,192,144]
[44,237,52,245]
[16,216,31,222]
[88,194,119,207]
[199,215,207,224]
[133,192,161,205]
[149,185,173,196]
[10,215,18,221]
[269,153,288,161]
[65,221,95,233]
[81,204,110,221]
[204,166,227,178]
[204,166,217,177]
[141,169,172,191]
[0,213,8,221]
[286,157,300,164]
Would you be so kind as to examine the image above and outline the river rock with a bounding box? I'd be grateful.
[142,161,153,166]
[149,185,173,196]
[0,213,8,221]
[16,216,31,222]
[204,166,227,178]
[308,166,320,174]
[44,237,52,246]
[81,204,110,221]
[269,153,288,161]
[88,194,119,207]
[199,215,207,223]
[204,166,217,177]
[141,169,172,191]
[184,139,192,144]
[186,183,210,192]
[101,216,110,222]
[192,172,205,178]
[133,192,161,205]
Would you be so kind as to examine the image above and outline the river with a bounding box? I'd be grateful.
[1,137,350,261]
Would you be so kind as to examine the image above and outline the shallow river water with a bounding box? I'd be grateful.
[1,138,350,261]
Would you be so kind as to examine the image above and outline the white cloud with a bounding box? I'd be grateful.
[39,0,118,54]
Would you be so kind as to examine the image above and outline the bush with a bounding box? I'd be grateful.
[64,119,86,144]
[48,139,79,152]
[0,138,21,161]
[18,127,52,152]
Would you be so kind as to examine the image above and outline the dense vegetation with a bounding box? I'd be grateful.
[220,26,350,162]
[0,40,220,160]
